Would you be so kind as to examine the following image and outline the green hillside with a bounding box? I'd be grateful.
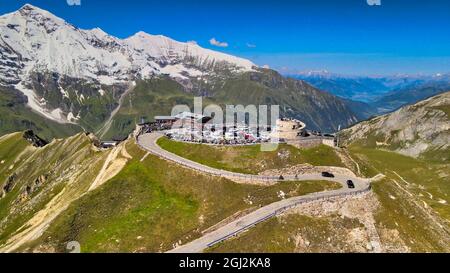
[157,137,344,174]
[103,70,360,139]
[0,132,109,247]
[0,86,81,141]
[16,140,339,253]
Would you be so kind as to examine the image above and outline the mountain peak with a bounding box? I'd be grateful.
[19,3,52,16]
[129,31,171,42]
[16,3,66,25]
[90,27,110,38]
[0,4,256,90]
[133,31,151,38]
[20,3,38,11]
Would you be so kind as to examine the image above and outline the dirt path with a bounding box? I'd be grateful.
[88,144,131,192]
[390,173,450,236]
[0,188,72,253]
[337,149,361,175]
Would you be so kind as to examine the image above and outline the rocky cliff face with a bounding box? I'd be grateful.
[342,92,450,161]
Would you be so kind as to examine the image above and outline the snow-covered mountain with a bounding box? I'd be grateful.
[0,4,255,123]
[0,4,255,84]
[125,31,255,80]
[0,4,364,138]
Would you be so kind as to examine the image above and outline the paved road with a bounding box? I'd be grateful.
[137,132,374,253]
[168,187,370,253]
[138,132,371,186]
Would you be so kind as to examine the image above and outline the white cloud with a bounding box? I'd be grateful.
[209,38,228,48]
[263,65,270,69]
[187,40,198,45]
[246,43,256,48]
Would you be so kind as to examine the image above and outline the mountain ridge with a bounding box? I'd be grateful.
[0,4,364,138]
[342,91,450,162]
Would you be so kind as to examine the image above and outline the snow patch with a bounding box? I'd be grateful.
[15,83,69,124]
[67,112,79,122]
[159,64,204,80]
[59,86,69,98]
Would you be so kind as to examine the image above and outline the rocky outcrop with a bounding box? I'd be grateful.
[23,130,48,147]
[1,173,17,198]
[342,92,450,160]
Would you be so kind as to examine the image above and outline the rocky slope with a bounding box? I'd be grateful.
[342,91,450,161]
[0,130,131,252]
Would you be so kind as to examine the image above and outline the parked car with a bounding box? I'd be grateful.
[347,180,355,189]
[321,172,335,178]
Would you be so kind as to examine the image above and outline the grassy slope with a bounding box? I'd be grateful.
[0,88,81,141]
[208,214,364,253]
[104,71,360,139]
[23,142,340,253]
[348,145,450,252]
[0,133,35,232]
[102,78,217,140]
[204,144,450,253]
[0,133,108,245]
[204,70,358,132]
[0,105,81,141]
[349,145,450,219]
[0,133,32,185]
[157,137,344,174]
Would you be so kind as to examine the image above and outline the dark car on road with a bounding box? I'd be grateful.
[347,180,355,189]
[321,172,335,178]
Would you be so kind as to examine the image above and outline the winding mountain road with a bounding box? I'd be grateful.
[137,132,377,253]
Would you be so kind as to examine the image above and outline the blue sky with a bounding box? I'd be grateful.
[1,0,450,75]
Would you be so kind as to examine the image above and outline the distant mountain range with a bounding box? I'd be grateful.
[372,80,450,113]
[0,4,369,139]
[291,71,450,114]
